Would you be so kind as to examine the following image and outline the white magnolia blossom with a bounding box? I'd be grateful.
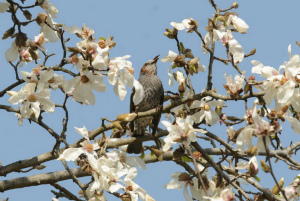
[170,19,191,30]
[63,71,106,105]
[5,41,18,62]
[227,15,249,34]
[161,116,207,151]
[223,73,245,95]
[190,97,225,126]
[57,126,100,161]
[8,83,55,119]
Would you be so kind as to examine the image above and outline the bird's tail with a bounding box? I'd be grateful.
[126,140,143,154]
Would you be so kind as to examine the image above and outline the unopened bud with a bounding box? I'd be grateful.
[248,75,255,81]
[67,47,81,54]
[217,16,226,22]
[163,31,175,39]
[173,27,178,36]
[15,32,28,48]
[215,105,222,115]
[232,2,239,9]
[174,55,186,67]
[250,48,256,55]
[278,103,290,117]
[244,83,250,94]
[178,83,185,94]
[36,13,47,26]
[2,27,15,40]
[260,160,270,173]
[29,48,38,60]
[272,177,284,195]
[189,18,198,29]
[23,10,32,20]
[117,113,137,122]
[185,51,194,59]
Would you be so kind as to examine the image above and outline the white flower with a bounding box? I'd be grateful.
[57,126,100,161]
[191,97,225,126]
[170,19,191,30]
[39,69,64,90]
[161,116,206,151]
[201,31,218,54]
[161,50,177,63]
[63,71,106,105]
[38,0,58,18]
[5,41,18,62]
[40,13,59,42]
[224,73,245,95]
[8,83,55,119]
[228,15,249,34]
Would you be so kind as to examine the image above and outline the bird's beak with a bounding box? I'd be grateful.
[152,55,160,64]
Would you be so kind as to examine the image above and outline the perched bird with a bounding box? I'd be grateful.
[127,55,164,154]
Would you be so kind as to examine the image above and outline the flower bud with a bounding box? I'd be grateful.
[23,10,32,20]
[112,122,123,130]
[188,18,198,29]
[232,2,239,8]
[250,48,256,55]
[246,146,258,157]
[36,165,46,170]
[15,32,28,48]
[174,55,186,67]
[178,83,185,94]
[36,13,47,26]
[2,27,15,40]
[67,47,81,54]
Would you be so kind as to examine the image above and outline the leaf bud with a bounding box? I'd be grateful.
[260,159,270,173]
[272,177,284,195]
[117,113,137,122]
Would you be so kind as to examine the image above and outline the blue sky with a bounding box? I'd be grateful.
[1,0,300,200]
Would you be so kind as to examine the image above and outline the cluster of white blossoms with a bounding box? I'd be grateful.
[4,0,144,121]
[58,126,153,201]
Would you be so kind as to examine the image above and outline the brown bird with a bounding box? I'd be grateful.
[127,55,164,154]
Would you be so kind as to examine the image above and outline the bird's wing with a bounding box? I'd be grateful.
[129,87,136,133]
[151,84,164,135]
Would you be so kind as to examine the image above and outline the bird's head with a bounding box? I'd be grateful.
[140,55,159,76]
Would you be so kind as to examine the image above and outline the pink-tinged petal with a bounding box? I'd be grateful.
[57,148,84,161]
[0,1,9,13]
[277,79,295,104]
[228,39,244,63]
[132,79,144,105]
[5,41,18,62]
